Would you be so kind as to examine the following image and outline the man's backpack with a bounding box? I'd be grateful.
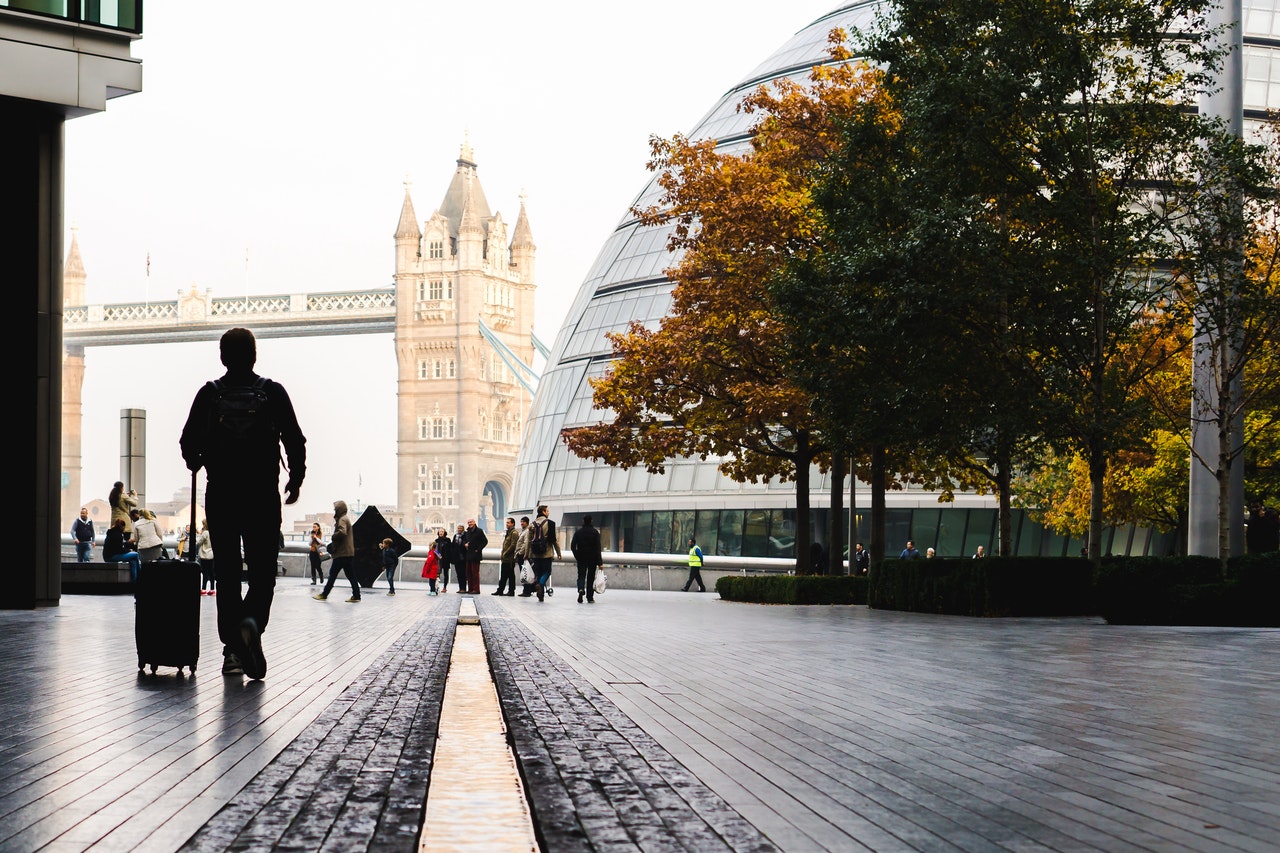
[530,518,550,557]
[211,377,273,441]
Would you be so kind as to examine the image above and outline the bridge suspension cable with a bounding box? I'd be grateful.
[478,319,540,395]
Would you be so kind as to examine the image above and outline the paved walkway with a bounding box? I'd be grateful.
[0,578,1276,851]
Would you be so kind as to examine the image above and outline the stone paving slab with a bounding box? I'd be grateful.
[477,596,778,853]
[3,582,1279,852]
[493,590,1280,853]
[178,596,457,852]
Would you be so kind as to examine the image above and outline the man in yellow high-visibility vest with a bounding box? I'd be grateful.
[682,537,706,593]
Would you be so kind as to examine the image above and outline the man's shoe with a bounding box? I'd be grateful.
[387,591,396,596]
[346,596,361,603]
[506,592,515,596]
[578,592,584,603]
[313,593,328,601]
[222,651,244,677]
[491,590,503,595]
[587,598,595,604]
[239,617,267,681]
[518,592,532,597]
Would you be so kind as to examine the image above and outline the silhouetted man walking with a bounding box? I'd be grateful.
[181,328,306,680]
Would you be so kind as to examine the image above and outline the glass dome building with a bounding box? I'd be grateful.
[514,0,1278,560]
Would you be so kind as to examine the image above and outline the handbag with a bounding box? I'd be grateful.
[325,540,337,555]
[594,569,607,595]
[519,563,530,585]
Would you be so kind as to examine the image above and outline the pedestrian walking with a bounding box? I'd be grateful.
[180,327,307,681]
[308,522,325,585]
[494,517,519,595]
[378,537,399,596]
[682,536,706,592]
[570,514,603,604]
[529,504,561,602]
[852,542,869,575]
[314,500,360,603]
[515,516,536,596]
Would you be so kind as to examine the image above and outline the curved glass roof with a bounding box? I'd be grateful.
[514,0,1280,515]
[513,2,880,513]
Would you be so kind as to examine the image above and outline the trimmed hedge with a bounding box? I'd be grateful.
[715,574,867,605]
[1094,552,1280,626]
[868,557,1094,617]
[715,553,1279,626]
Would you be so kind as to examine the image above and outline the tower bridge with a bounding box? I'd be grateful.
[62,286,397,348]
[62,144,544,542]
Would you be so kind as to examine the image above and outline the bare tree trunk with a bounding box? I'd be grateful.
[1089,439,1105,561]
[870,446,887,564]
[829,455,845,575]
[997,451,1013,557]
[794,435,812,575]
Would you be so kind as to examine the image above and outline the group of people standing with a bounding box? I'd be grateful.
[412,504,572,603]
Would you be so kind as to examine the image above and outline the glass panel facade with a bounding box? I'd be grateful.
[511,0,1248,557]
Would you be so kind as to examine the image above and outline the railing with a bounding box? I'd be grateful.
[102,301,178,322]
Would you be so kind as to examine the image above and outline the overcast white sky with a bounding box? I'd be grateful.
[65,1,839,529]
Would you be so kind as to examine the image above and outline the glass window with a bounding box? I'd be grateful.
[742,510,770,558]
[633,512,652,554]
[884,510,913,557]
[718,510,745,557]
[1015,510,1041,556]
[695,511,720,556]
[960,509,996,558]
[673,510,696,554]
[652,512,673,555]
[912,508,941,552]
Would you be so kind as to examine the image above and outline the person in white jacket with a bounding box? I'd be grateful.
[134,509,165,563]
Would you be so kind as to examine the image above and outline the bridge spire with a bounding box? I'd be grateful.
[395,182,421,240]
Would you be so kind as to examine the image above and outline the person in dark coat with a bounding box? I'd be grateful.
[449,524,467,594]
[432,527,453,588]
[570,515,603,604]
[180,327,306,681]
[464,518,487,594]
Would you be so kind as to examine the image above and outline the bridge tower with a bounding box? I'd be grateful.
[61,230,88,530]
[393,143,536,540]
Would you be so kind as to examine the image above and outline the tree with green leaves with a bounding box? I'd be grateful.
[852,0,1228,561]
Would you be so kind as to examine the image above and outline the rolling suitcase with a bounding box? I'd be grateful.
[135,472,200,675]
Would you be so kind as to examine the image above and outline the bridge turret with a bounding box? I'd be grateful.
[456,176,484,270]
[510,195,535,285]
[63,227,87,307]
[394,184,422,272]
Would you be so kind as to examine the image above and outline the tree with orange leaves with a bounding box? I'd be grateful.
[561,36,882,573]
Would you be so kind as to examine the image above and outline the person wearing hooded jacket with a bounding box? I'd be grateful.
[314,500,360,603]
